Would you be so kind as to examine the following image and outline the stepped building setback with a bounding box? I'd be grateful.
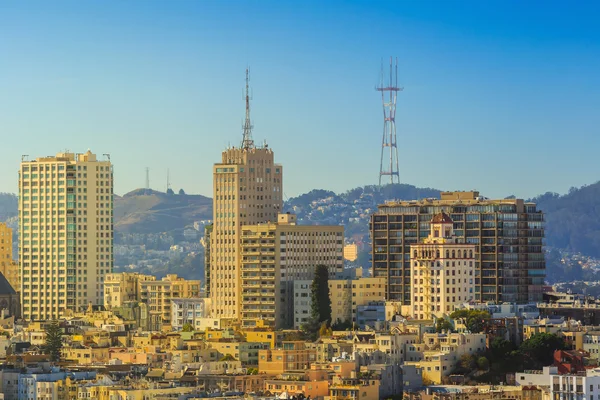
[19,151,113,320]
[370,191,545,304]
[240,213,343,329]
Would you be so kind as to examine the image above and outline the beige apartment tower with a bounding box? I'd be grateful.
[210,69,283,321]
[240,213,344,328]
[19,151,113,320]
[410,212,476,320]
[0,223,19,291]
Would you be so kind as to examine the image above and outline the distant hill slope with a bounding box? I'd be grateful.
[114,189,212,234]
[532,181,600,258]
[0,193,17,221]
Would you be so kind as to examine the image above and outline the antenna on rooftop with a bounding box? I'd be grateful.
[166,169,173,194]
[241,68,255,150]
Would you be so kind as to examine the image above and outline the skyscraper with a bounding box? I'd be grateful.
[210,69,283,320]
[370,191,545,304]
[19,151,113,320]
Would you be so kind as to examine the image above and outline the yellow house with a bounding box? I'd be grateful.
[404,352,455,384]
[326,376,380,400]
[62,346,110,364]
[241,322,284,349]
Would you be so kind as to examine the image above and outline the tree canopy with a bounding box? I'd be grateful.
[310,265,332,325]
[449,309,491,333]
[43,321,63,362]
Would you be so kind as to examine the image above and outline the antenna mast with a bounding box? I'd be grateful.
[145,167,150,195]
[166,169,172,192]
[377,57,402,186]
[241,68,255,149]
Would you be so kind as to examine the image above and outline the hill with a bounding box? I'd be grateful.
[532,181,600,258]
[114,189,212,234]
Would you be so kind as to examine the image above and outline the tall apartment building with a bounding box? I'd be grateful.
[210,70,283,321]
[104,272,200,331]
[410,212,476,320]
[0,223,19,291]
[240,213,344,329]
[370,191,545,304]
[19,151,113,320]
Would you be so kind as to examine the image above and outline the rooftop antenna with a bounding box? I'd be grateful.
[166,169,172,192]
[241,68,255,149]
[103,153,111,161]
[21,155,29,162]
[376,56,402,186]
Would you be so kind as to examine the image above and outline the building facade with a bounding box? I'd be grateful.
[210,136,283,321]
[240,213,344,329]
[171,297,210,331]
[104,272,200,330]
[328,276,387,326]
[19,151,113,320]
[293,280,311,329]
[370,191,545,304]
[203,223,212,298]
[410,212,476,319]
[0,223,18,292]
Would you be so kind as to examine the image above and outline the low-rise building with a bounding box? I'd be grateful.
[259,341,316,375]
[325,375,380,400]
[171,298,210,331]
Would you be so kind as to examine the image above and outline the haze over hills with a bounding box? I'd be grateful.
[2,181,600,264]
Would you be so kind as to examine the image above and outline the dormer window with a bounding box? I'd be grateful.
[434,229,439,238]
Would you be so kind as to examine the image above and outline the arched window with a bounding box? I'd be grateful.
[462,250,466,259]
[469,250,473,259]
[413,250,417,258]
[446,250,450,259]
[436,250,440,258]
[452,250,456,258]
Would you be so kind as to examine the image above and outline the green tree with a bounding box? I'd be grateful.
[459,354,476,371]
[477,356,490,370]
[42,321,63,362]
[450,309,491,333]
[182,322,194,332]
[519,333,566,368]
[490,337,515,360]
[435,318,454,333]
[310,265,332,325]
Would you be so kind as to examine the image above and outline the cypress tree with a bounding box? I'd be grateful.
[310,264,332,325]
[43,320,63,362]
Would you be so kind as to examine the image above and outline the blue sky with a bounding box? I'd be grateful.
[0,1,599,199]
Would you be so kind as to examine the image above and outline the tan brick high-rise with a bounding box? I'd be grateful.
[19,151,113,320]
[210,70,283,321]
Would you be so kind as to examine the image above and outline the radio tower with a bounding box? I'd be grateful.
[241,68,255,149]
[377,57,402,186]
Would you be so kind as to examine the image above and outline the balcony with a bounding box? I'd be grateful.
[242,283,261,289]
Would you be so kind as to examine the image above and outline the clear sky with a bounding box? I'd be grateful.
[1,1,599,199]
